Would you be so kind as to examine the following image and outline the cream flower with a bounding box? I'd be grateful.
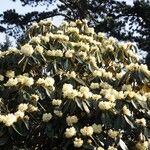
[16,75,34,87]
[42,113,52,122]
[21,44,34,56]
[135,141,148,150]
[18,103,28,112]
[97,147,104,150]
[68,27,79,34]
[65,127,76,138]
[35,45,44,54]
[62,83,78,99]
[107,146,118,150]
[92,123,102,134]
[108,129,119,139]
[36,77,54,87]
[30,36,41,44]
[6,70,15,78]
[79,86,92,99]
[135,118,146,127]
[98,101,115,110]
[66,71,76,78]
[4,114,17,126]
[15,111,25,119]
[66,115,78,126]
[54,110,63,117]
[5,78,18,86]
[52,99,62,106]
[105,94,116,102]
[44,77,55,87]
[73,138,83,148]
[90,83,99,89]
[28,104,38,112]
[91,94,102,101]
[24,77,34,87]
[80,126,93,136]
[30,94,39,101]
[0,74,4,81]
[65,50,75,58]
[122,106,131,116]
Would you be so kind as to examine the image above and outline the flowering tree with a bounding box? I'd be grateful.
[0,20,150,150]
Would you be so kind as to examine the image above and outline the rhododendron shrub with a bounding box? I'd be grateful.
[0,20,150,149]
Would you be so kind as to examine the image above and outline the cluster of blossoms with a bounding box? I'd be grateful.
[0,103,28,126]
[0,19,149,150]
[93,69,113,79]
[4,74,34,87]
[36,76,55,89]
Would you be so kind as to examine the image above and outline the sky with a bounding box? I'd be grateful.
[0,0,64,44]
[0,0,133,44]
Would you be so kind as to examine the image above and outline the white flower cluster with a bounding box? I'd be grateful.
[48,33,69,42]
[0,74,4,81]
[135,141,148,150]
[0,114,17,127]
[135,118,146,127]
[73,138,83,148]
[35,45,44,54]
[65,127,76,138]
[122,105,131,116]
[62,84,78,99]
[93,69,113,79]
[0,48,19,58]
[98,101,115,110]
[65,50,75,58]
[47,50,63,57]
[54,110,63,117]
[6,70,15,78]
[90,82,100,89]
[4,75,34,87]
[17,75,34,87]
[66,115,78,126]
[100,88,124,101]
[80,126,93,136]
[92,123,102,134]
[67,27,79,34]
[79,86,92,99]
[21,44,34,56]
[65,71,76,78]
[0,104,28,127]
[30,94,39,101]
[126,63,149,72]
[52,99,62,106]
[42,113,52,122]
[108,129,119,139]
[36,77,55,88]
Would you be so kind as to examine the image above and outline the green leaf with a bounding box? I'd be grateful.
[101,112,112,127]
[124,115,135,128]
[82,101,90,113]
[64,59,69,71]
[12,121,28,136]
[23,57,28,72]
[119,139,129,150]
[75,98,83,110]
[74,78,86,86]
[0,135,9,146]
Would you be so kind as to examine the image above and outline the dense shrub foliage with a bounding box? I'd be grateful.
[0,20,150,150]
